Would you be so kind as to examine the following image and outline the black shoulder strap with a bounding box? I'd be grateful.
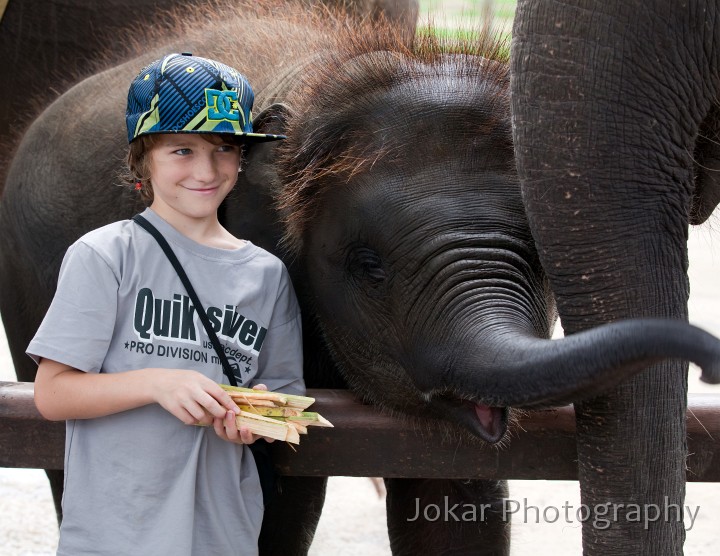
[132,214,238,387]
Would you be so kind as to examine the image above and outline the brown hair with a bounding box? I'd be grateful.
[123,133,246,204]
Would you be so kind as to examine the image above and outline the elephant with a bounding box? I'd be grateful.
[511,0,720,554]
[0,0,418,146]
[1,1,719,554]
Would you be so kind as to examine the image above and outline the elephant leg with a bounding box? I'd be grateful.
[258,475,327,555]
[46,469,64,524]
[575,367,688,553]
[511,0,720,553]
[385,478,510,555]
[0,236,50,386]
[0,237,65,525]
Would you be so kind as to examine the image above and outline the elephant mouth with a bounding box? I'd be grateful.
[431,396,508,443]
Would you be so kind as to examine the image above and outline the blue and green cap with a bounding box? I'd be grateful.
[125,53,285,144]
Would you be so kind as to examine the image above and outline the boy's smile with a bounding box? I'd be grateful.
[148,133,242,228]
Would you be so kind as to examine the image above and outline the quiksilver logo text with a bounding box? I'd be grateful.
[133,288,267,354]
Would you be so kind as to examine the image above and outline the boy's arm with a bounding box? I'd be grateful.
[34,357,240,424]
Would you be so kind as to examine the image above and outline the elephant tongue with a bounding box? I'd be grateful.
[474,404,505,443]
[431,396,508,443]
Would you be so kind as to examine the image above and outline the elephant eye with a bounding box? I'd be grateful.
[346,245,386,286]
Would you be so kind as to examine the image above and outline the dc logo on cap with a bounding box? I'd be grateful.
[205,89,240,122]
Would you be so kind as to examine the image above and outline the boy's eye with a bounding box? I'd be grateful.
[218,144,239,153]
[173,148,192,156]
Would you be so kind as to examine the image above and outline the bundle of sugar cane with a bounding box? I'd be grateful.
[221,385,315,409]
[220,385,333,444]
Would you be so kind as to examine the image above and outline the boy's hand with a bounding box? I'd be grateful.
[151,368,240,426]
[213,383,276,445]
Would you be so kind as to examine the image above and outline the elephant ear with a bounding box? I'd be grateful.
[221,103,292,256]
[245,102,292,187]
[690,104,720,225]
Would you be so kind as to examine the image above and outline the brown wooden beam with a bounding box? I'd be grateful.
[1,381,719,480]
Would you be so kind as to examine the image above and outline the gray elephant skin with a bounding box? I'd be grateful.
[511,0,720,554]
[1,1,719,554]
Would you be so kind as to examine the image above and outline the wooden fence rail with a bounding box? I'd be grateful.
[2,381,720,481]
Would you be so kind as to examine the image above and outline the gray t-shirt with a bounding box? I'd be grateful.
[27,208,304,556]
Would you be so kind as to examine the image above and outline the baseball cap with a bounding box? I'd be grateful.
[125,52,285,144]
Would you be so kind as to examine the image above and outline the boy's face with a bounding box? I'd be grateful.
[147,133,242,224]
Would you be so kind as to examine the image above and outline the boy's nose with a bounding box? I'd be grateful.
[193,153,219,182]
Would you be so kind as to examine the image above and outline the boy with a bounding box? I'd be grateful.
[28,53,303,555]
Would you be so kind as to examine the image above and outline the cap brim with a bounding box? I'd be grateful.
[130,130,286,144]
[240,132,287,143]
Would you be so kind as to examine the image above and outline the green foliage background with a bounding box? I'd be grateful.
[421,0,517,22]
[418,0,516,44]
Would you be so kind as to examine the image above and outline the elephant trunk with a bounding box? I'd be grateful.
[448,318,720,409]
[414,315,719,443]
